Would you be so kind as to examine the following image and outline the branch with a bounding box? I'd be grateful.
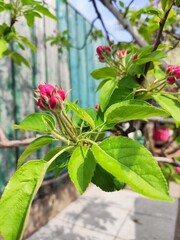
[0,127,38,148]
[153,3,174,51]
[123,0,135,18]
[91,0,111,43]
[100,0,148,47]
[155,157,180,167]
[72,17,98,50]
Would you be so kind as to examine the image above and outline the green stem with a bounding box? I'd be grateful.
[51,130,70,145]
[48,145,74,166]
[59,111,77,143]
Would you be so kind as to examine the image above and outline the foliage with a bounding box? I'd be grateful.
[0,1,180,240]
[0,0,57,66]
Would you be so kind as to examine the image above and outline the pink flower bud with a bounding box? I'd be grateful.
[98,55,105,62]
[49,96,58,109]
[95,103,99,110]
[105,46,112,52]
[96,46,105,55]
[166,65,176,74]
[37,98,45,110]
[132,53,138,60]
[116,50,127,58]
[173,67,180,79]
[57,90,66,101]
[175,167,180,173]
[167,77,176,84]
[38,84,54,97]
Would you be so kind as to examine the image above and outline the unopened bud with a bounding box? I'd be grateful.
[167,77,176,84]
[116,50,127,58]
[132,53,138,60]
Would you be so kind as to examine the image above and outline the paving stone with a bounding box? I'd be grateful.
[28,219,115,240]
[116,212,176,240]
[132,196,178,219]
[28,185,179,240]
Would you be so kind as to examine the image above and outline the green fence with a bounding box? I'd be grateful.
[0,0,107,193]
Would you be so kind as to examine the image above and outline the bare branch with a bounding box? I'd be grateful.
[91,0,111,43]
[99,0,148,47]
[155,157,180,167]
[0,127,38,148]
[123,0,135,18]
[72,17,98,50]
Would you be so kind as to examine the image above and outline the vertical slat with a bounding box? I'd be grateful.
[0,12,16,192]
[57,0,70,92]
[76,14,88,107]
[44,0,59,86]
[67,7,79,102]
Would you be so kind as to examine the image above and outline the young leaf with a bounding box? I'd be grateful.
[19,36,36,51]
[17,136,56,168]
[153,93,180,125]
[66,101,95,129]
[100,79,117,111]
[92,137,173,201]
[135,51,166,65]
[14,113,55,133]
[105,99,168,123]
[34,5,57,20]
[0,160,48,240]
[68,146,96,194]
[0,39,8,58]
[91,67,117,80]
[10,52,30,67]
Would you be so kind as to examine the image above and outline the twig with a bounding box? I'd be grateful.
[124,0,135,18]
[0,127,38,148]
[155,157,180,167]
[91,0,111,43]
[72,17,98,50]
[100,0,148,47]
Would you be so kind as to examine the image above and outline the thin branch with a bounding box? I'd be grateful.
[153,3,174,52]
[72,17,98,50]
[100,0,148,47]
[91,0,111,43]
[155,157,180,167]
[0,127,38,148]
[123,0,135,18]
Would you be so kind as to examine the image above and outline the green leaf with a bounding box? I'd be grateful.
[23,10,42,27]
[92,137,173,201]
[136,51,166,65]
[105,99,168,123]
[68,146,96,194]
[14,113,55,133]
[44,146,71,173]
[175,0,180,6]
[10,52,30,67]
[34,5,57,20]
[17,136,56,168]
[161,0,173,11]
[0,160,48,240]
[119,76,139,89]
[20,0,41,5]
[91,67,117,80]
[0,39,8,58]
[153,93,180,125]
[19,36,36,51]
[66,101,95,129]
[100,79,117,112]
[92,164,125,192]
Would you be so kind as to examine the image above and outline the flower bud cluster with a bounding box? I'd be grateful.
[96,45,112,62]
[36,83,66,111]
[166,65,180,84]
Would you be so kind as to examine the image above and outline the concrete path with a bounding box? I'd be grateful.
[28,185,178,240]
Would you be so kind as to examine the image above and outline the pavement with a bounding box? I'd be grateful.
[27,184,179,240]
